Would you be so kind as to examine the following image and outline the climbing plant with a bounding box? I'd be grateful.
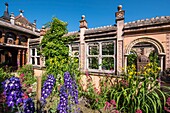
[40,17,77,83]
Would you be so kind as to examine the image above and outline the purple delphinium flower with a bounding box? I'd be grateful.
[72,79,78,104]
[2,76,23,107]
[23,98,35,113]
[41,74,56,104]
[57,85,68,113]
[57,72,79,113]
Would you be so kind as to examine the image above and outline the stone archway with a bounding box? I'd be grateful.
[124,37,165,72]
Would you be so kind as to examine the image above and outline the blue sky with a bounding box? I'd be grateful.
[0,0,170,32]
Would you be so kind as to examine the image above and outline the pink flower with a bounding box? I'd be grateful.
[110,100,116,105]
[96,98,98,102]
[104,101,111,110]
[23,93,28,99]
[20,73,25,78]
[85,70,89,77]
[111,110,119,113]
[110,100,116,108]
[136,109,142,113]
[27,87,32,93]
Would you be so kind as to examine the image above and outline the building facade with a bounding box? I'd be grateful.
[68,5,169,75]
[0,3,40,71]
[0,4,170,76]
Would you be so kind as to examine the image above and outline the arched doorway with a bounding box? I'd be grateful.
[124,37,165,73]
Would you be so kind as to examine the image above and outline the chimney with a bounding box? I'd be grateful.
[10,12,15,25]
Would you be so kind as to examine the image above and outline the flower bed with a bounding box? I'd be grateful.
[1,62,170,113]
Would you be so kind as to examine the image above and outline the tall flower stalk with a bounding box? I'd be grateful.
[41,74,56,104]
[2,76,23,109]
[57,72,79,113]
[23,98,35,113]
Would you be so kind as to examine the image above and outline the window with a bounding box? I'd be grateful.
[30,48,40,66]
[87,41,115,73]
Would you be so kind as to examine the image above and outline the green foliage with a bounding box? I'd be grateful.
[0,68,13,92]
[149,51,159,64]
[79,75,113,110]
[80,62,169,112]
[40,17,76,80]
[127,50,137,66]
[110,63,168,113]
[17,64,36,85]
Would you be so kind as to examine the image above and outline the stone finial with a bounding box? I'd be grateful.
[33,20,37,26]
[34,20,37,24]
[19,10,24,16]
[115,5,125,21]
[5,2,9,13]
[81,15,85,20]
[40,26,47,36]
[79,15,87,29]
[118,5,122,11]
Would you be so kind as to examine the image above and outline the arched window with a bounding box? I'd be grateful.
[5,32,16,44]
[19,35,28,46]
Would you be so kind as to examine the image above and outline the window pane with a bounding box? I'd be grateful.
[32,58,35,64]
[89,57,98,69]
[32,49,35,56]
[102,42,114,55]
[72,46,79,55]
[89,43,99,55]
[37,57,40,65]
[102,57,114,70]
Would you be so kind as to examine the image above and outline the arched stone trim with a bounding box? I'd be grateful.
[125,37,165,55]
[5,32,17,44]
[124,37,165,73]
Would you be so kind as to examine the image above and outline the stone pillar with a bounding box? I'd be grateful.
[26,38,30,64]
[159,53,165,72]
[17,50,21,68]
[79,15,87,73]
[160,56,164,72]
[124,54,128,73]
[115,5,125,74]
[1,32,5,43]
[22,50,25,66]
[36,76,42,113]
[39,36,45,67]
[15,35,19,45]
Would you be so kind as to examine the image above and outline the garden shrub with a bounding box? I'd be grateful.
[80,62,170,113]
[40,17,76,80]
[17,64,35,85]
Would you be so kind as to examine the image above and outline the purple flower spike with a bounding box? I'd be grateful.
[57,72,79,112]
[2,76,23,107]
[41,74,56,104]
[23,98,35,113]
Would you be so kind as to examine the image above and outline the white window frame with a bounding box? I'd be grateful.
[30,48,40,66]
[87,40,115,73]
